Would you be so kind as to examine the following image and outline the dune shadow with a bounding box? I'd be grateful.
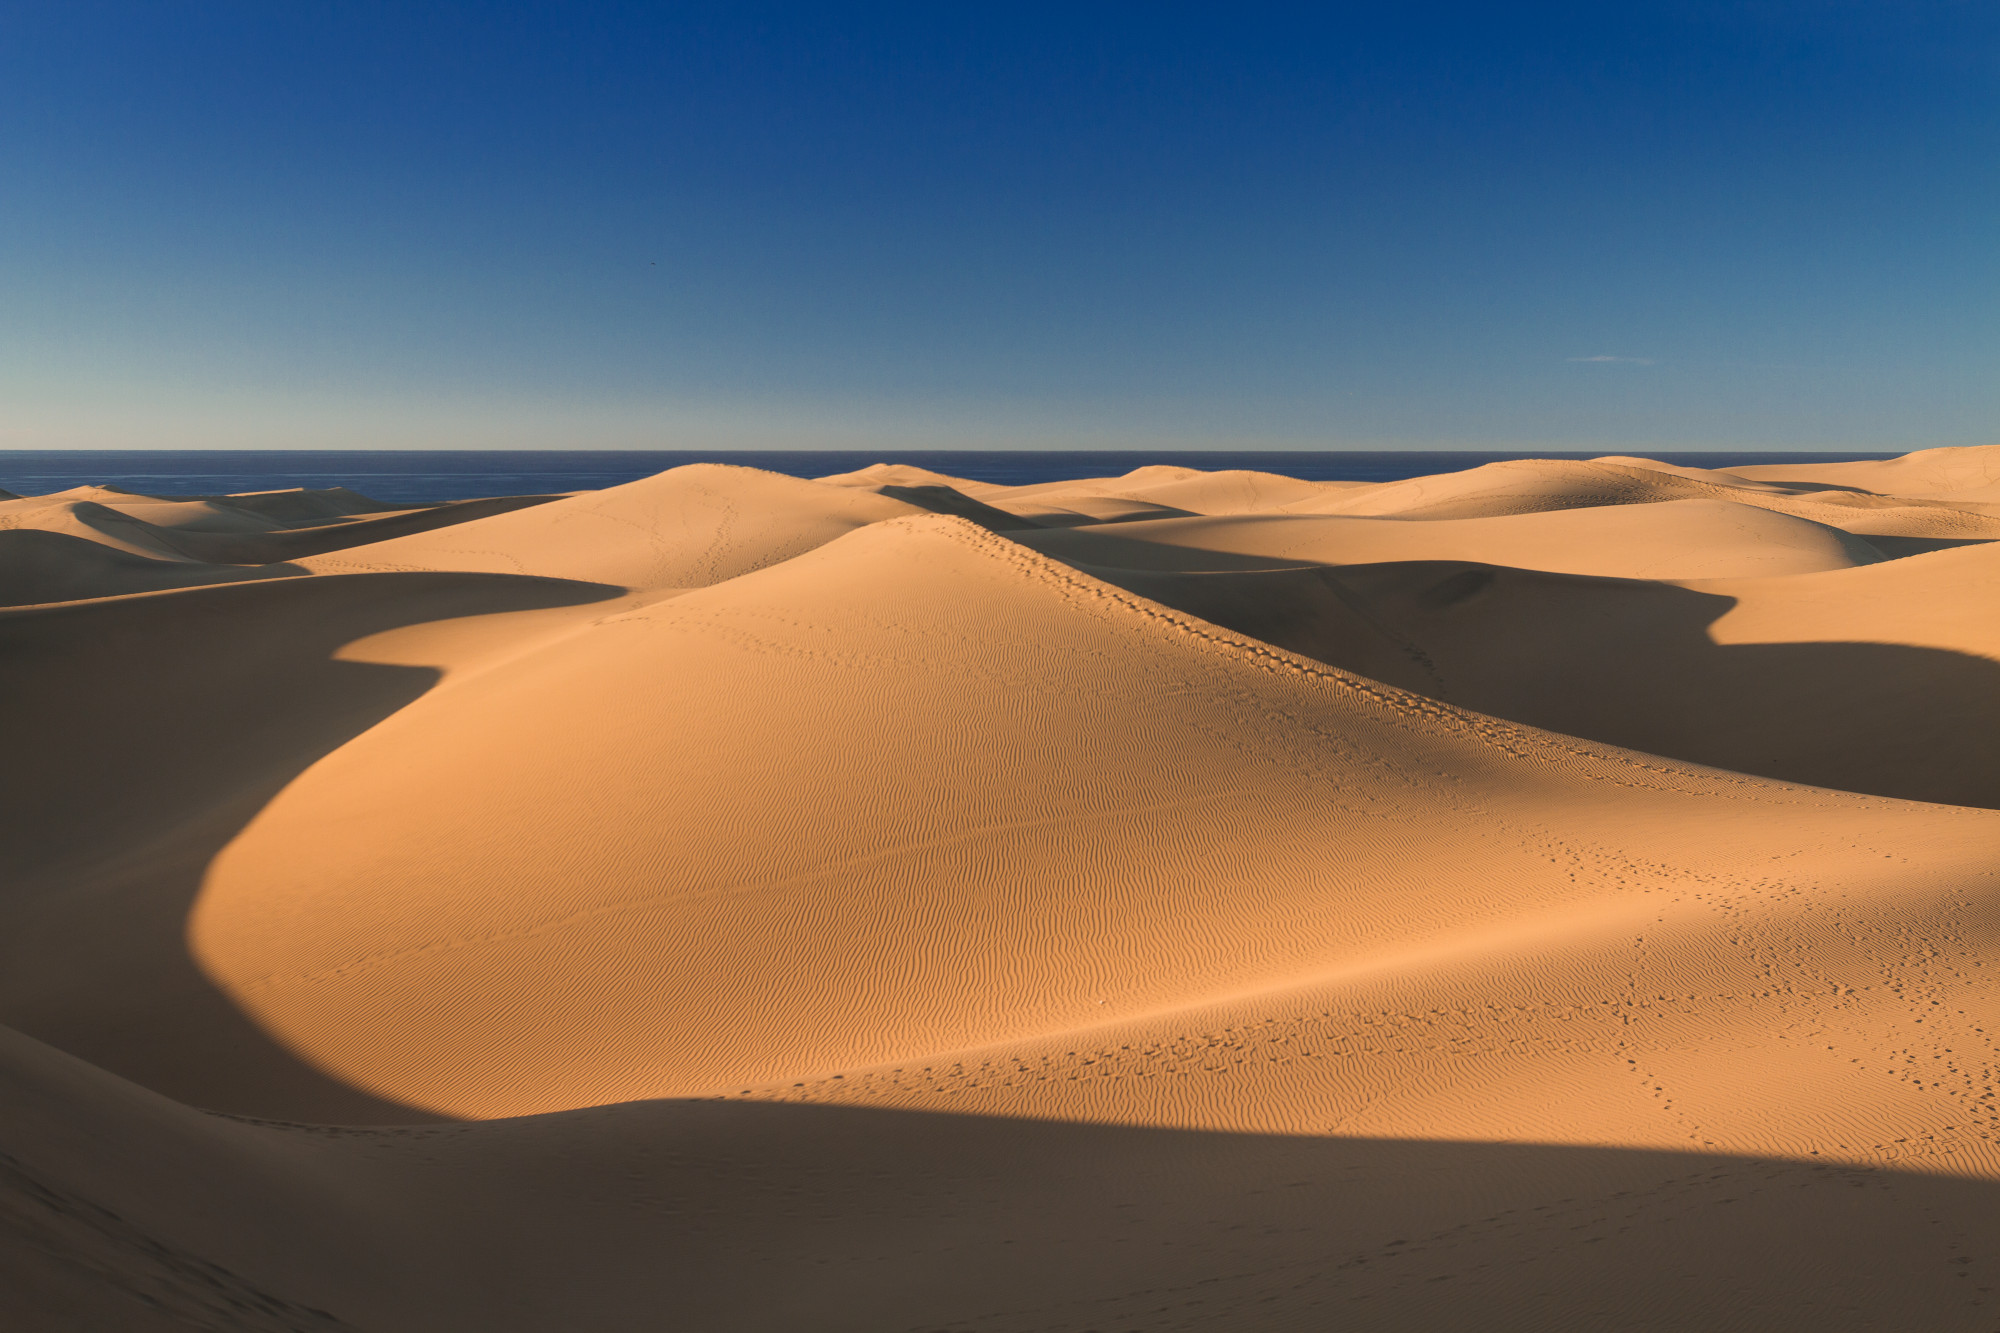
[0,529,315,608]
[1086,559,2000,809]
[355,1097,2000,1332]
[162,492,563,564]
[876,483,1045,532]
[0,571,623,1123]
[1865,535,1992,560]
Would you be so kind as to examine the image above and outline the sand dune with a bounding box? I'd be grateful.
[1727,443,2000,504]
[1017,496,1889,579]
[300,463,936,592]
[0,529,298,606]
[1246,457,2000,539]
[2,488,560,568]
[12,1022,2000,1333]
[5,449,2000,1330]
[1002,468,1341,522]
[1078,540,2000,808]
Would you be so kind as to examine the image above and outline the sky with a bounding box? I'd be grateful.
[1,2,1994,452]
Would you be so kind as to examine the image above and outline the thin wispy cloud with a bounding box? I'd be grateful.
[1567,355,1657,365]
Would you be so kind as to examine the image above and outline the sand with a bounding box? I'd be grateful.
[4,447,2000,1330]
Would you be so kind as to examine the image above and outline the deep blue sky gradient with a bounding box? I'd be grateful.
[3,2,1993,449]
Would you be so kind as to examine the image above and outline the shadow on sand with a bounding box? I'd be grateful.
[0,570,623,1123]
[1088,557,2000,810]
[426,1096,2000,1332]
[16,1091,1992,1332]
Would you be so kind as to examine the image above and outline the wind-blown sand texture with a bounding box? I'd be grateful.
[5,447,2000,1331]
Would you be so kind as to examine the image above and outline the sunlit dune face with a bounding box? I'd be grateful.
[151,459,2000,1140]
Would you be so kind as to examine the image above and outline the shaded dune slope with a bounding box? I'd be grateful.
[1086,541,2000,808]
[0,485,560,606]
[0,490,559,569]
[10,1023,2000,1333]
[0,571,623,1120]
[0,529,304,607]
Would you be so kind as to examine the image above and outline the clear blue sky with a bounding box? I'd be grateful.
[2,2,1993,451]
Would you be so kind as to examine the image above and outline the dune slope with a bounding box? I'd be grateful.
[1727,443,2000,503]
[1081,541,2000,808]
[299,463,937,592]
[10,1021,2000,1333]
[1017,495,1888,580]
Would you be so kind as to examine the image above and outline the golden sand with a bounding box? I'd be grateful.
[5,449,1999,1330]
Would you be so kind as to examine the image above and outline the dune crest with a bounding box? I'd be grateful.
[4,451,1999,1331]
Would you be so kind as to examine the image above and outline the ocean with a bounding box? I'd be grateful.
[0,449,1901,505]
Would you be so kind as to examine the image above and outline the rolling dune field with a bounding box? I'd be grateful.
[5,448,2000,1331]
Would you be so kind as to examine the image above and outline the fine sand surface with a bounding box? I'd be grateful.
[4,447,2000,1330]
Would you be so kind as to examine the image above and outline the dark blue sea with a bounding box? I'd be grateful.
[0,449,1902,505]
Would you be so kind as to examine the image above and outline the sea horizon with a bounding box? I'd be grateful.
[0,446,1913,504]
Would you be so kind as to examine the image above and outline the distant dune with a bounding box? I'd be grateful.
[5,448,2000,1331]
